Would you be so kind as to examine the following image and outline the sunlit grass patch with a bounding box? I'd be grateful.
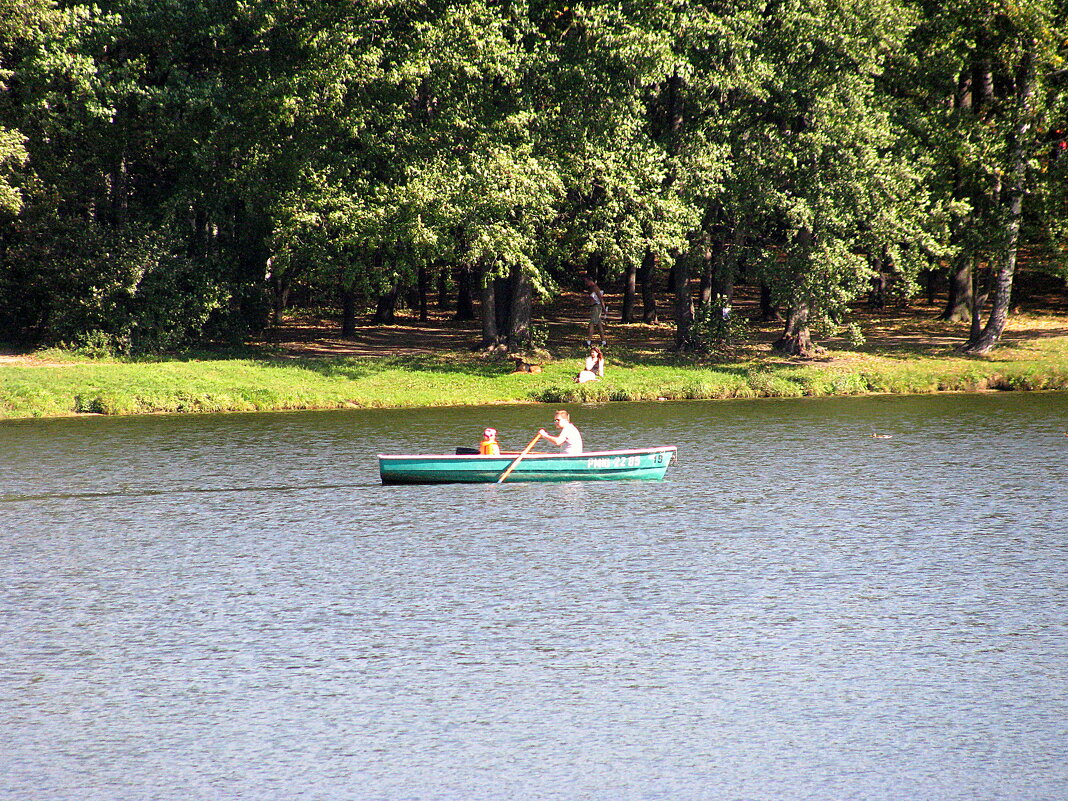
[3,324,1068,420]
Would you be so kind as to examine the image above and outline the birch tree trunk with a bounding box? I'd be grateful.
[966,48,1035,354]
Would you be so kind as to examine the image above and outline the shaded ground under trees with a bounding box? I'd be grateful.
[258,269,1068,361]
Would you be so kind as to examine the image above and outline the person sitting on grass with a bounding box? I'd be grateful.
[576,345,605,384]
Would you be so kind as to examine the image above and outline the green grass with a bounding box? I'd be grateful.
[3,332,1068,420]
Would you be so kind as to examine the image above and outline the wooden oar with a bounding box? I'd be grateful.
[497,432,542,484]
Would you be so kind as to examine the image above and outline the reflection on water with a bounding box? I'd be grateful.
[1,393,1067,800]
[0,483,368,503]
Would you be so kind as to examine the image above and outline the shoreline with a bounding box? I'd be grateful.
[3,342,1067,421]
[4,387,1066,426]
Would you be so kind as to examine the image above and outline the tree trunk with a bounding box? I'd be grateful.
[869,259,887,309]
[922,269,938,305]
[941,257,974,321]
[969,263,992,343]
[760,282,780,322]
[372,283,399,324]
[972,34,994,119]
[713,235,740,311]
[269,258,289,326]
[108,156,129,226]
[653,70,684,150]
[416,263,429,321]
[698,235,718,308]
[772,302,820,357]
[673,253,693,349]
[639,248,658,324]
[230,199,272,335]
[271,282,289,326]
[190,203,210,260]
[454,266,475,321]
[586,252,604,285]
[479,266,498,346]
[966,48,1035,354]
[340,285,358,337]
[437,266,449,309]
[494,274,511,338]
[622,259,637,323]
[507,266,533,350]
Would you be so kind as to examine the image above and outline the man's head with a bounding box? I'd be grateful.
[554,410,569,429]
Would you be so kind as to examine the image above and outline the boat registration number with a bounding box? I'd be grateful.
[586,455,643,469]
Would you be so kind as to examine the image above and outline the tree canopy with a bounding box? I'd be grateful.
[0,0,1065,354]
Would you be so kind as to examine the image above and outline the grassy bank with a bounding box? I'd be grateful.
[3,329,1068,420]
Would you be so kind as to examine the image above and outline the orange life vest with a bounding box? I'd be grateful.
[480,439,500,455]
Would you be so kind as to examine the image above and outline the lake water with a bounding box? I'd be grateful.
[2,393,1067,800]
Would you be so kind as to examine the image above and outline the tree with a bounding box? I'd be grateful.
[537,2,699,337]
[0,0,273,350]
[960,0,1066,353]
[717,0,929,356]
[0,1,43,220]
[902,0,1068,352]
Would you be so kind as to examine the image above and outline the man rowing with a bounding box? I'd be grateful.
[538,409,583,454]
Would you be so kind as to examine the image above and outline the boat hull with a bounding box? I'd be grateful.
[379,446,677,484]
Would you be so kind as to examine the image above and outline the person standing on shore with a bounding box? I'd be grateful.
[584,277,606,346]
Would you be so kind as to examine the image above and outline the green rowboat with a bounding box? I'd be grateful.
[378,445,678,484]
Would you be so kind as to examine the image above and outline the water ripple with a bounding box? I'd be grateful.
[2,395,1067,800]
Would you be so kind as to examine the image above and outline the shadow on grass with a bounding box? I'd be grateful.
[14,299,1066,377]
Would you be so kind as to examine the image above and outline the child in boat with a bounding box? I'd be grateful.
[576,345,605,384]
[479,427,501,455]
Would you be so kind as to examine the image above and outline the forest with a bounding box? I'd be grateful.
[0,0,1066,359]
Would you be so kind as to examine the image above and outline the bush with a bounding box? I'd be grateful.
[688,301,752,359]
[69,330,117,359]
[516,323,549,352]
[0,215,230,354]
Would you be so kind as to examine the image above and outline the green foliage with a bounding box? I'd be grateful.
[896,0,1068,338]
[68,330,115,359]
[0,127,26,213]
[843,322,866,349]
[0,214,227,353]
[513,322,548,352]
[688,301,752,358]
[722,0,932,340]
[0,0,1065,354]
